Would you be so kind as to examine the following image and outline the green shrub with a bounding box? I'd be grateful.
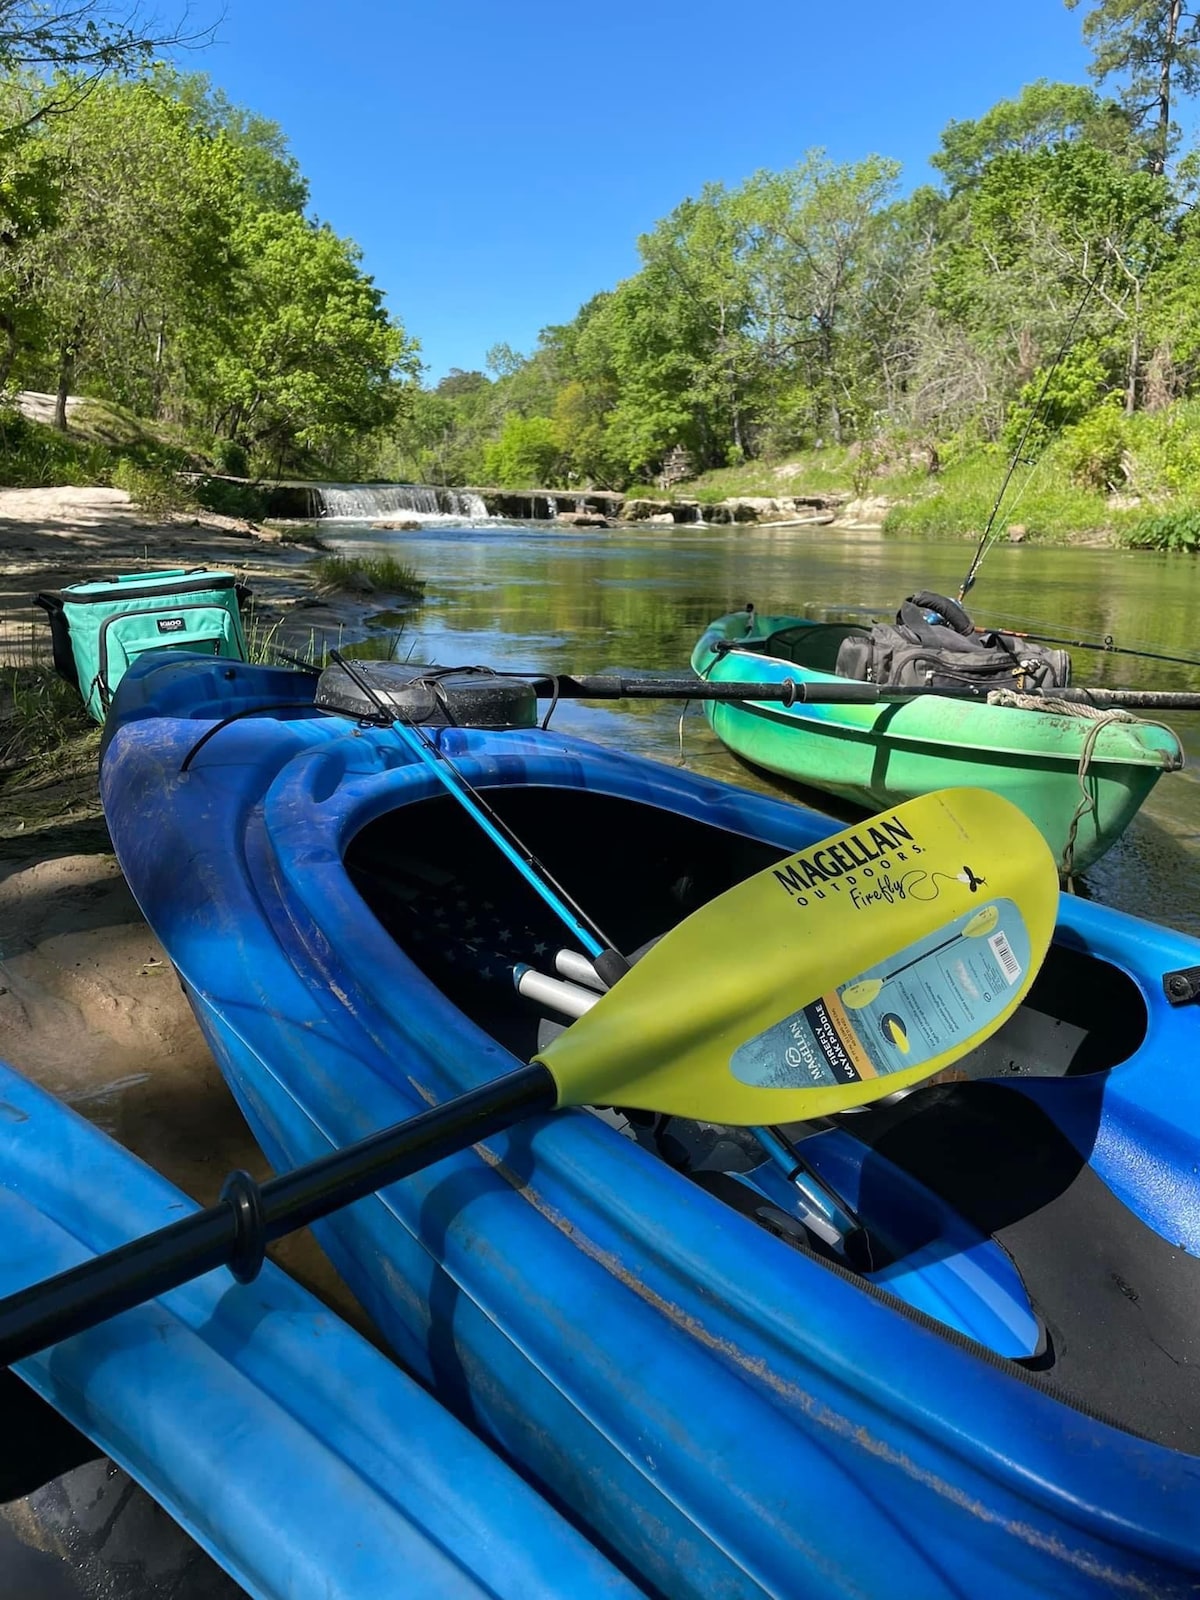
[193,475,267,520]
[1122,507,1200,551]
[0,408,113,488]
[214,438,249,477]
[1122,403,1200,497]
[883,447,1113,542]
[110,459,195,518]
[1054,404,1128,492]
[1001,349,1112,455]
[483,415,561,487]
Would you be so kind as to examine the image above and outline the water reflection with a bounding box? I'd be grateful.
[324,521,1200,936]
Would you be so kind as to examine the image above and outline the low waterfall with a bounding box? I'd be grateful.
[315,483,491,521]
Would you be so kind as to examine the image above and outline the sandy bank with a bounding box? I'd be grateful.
[0,486,374,1333]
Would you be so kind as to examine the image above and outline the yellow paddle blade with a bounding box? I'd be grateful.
[536,787,1059,1123]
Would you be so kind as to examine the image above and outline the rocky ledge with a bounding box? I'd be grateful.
[262,481,851,527]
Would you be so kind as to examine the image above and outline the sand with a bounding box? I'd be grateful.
[0,486,374,1331]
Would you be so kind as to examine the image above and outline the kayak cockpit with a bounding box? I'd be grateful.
[338,780,1200,1453]
[345,784,1145,1079]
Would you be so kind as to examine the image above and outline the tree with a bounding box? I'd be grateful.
[482,413,560,486]
[1066,0,1200,173]
[932,80,1132,193]
[5,76,244,425]
[153,68,308,214]
[934,141,1170,421]
[192,209,420,470]
[744,153,902,443]
[0,2,215,132]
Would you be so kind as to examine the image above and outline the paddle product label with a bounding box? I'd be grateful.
[730,899,1030,1090]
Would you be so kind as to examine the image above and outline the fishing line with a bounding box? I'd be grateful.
[957,269,1105,603]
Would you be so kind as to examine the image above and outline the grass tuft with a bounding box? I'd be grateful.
[309,554,426,600]
[0,666,98,778]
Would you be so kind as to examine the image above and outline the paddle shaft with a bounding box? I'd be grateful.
[0,1066,554,1370]
[526,674,1200,711]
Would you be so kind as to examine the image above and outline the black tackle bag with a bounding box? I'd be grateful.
[834,591,1071,694]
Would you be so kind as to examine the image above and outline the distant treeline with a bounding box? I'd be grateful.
[384,0,1200,497]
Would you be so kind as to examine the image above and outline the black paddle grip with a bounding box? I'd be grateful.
[0,1064,556,1369]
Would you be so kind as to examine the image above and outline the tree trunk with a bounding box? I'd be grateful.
[0,314,18,392]
[1125,321,1140,413]
[54,341,76,432]
[1154,0,1182,176]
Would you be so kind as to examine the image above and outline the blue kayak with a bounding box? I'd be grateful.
[0,1058,635,1600]
[101,654,1200,1598]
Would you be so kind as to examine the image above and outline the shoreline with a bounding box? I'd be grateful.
[0,486,379,1339]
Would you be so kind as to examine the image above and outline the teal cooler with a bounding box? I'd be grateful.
[34,568,250,721]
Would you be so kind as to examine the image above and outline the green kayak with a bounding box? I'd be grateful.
[692,609,1184,875]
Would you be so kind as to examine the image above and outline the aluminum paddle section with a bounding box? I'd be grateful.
[0,788,1057,1368]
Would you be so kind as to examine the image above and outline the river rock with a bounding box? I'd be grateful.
[558,511,610,527]
[623,498,672,520]
[839,496,894,525]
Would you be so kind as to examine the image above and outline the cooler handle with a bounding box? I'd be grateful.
[110,567,205,583]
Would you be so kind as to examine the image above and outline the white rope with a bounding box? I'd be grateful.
[987,689,1139,885]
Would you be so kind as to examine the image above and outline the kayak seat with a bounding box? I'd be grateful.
[845,1081,1200,1455]
[764,624,870,673]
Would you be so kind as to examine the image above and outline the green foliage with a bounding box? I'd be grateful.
[931,81,1131,193]
[308,553,425,600]
[191,208,419,473]
[1121,401,1200,494]
[0,4,204,131]
[110,459,194,518]
[213,437,248,476]
[192,475,266,520]
[0,68,419,484]
[1053,401,1129,489]
[1123,507,1200,549]
[483,414,561,486]
[882,447,1116,541]
[0,404,110,485]
[1002,349,1115,456]
[1066,0,1200,169]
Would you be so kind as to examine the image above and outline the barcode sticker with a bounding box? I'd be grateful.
[989,930,1021,984]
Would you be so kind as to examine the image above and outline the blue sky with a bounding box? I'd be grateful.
[192,0,1091,384]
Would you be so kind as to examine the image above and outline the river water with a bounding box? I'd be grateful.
[320,518,1200,938]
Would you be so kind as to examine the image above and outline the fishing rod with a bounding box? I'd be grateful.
[957,270,1105,604]
[973,628,1200,675]
[326,652,627,978]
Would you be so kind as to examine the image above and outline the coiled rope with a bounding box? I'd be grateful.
[987,689,1145,886]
